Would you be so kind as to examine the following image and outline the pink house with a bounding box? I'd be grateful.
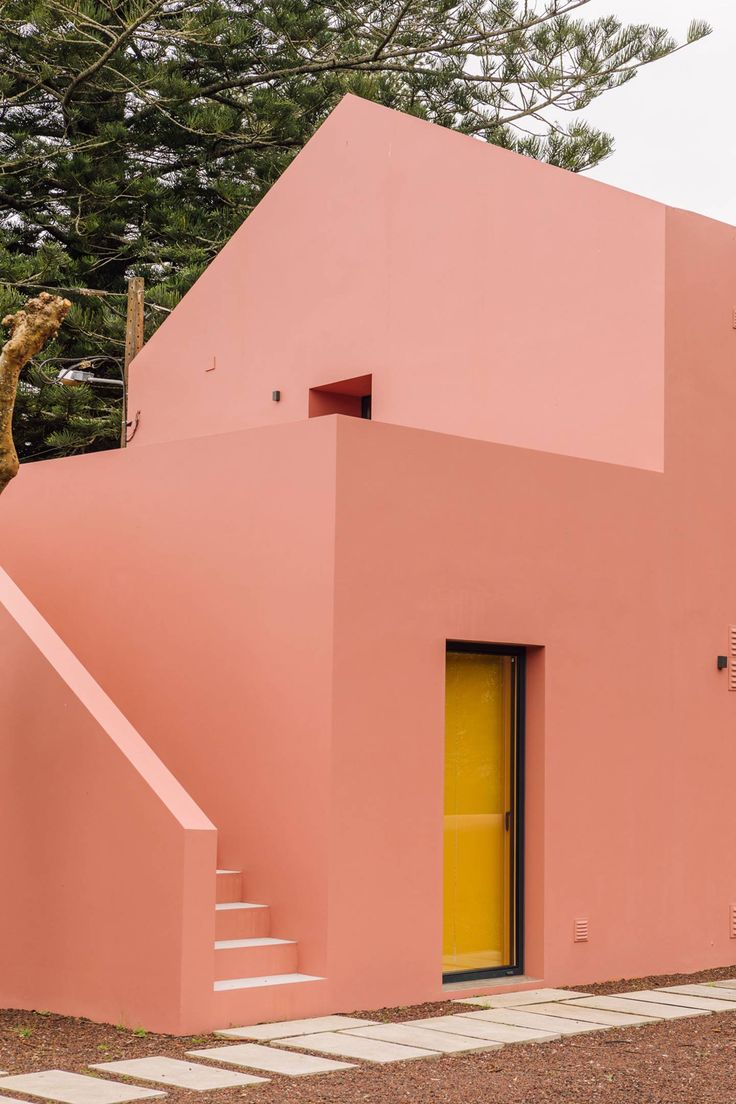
[1,94,736,1035]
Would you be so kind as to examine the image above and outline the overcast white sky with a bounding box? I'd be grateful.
[572,0,735,224]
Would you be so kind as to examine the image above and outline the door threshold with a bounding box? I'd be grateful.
[443,974,542,995]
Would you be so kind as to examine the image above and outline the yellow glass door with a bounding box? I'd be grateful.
[443,649,519,977]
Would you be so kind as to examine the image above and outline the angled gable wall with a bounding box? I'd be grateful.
[129,95,665,469]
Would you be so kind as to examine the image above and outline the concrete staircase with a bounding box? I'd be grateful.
[213,868,325,1025]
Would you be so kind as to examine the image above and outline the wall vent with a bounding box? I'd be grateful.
[730,627,736,691]
[730,904,736,939]
[573,917,589,943]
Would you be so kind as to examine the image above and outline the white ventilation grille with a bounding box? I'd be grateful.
[730,904,736,939]
[573,918,589,943]
[730,627,736,691]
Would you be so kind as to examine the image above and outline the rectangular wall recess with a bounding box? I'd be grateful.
[309,374,372,419]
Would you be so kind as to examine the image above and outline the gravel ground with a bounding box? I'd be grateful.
[2,963,736,1104]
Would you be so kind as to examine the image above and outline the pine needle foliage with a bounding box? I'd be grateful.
[0,1,710,460]
[17,367,122,460]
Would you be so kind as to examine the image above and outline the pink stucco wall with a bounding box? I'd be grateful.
[1,100,735,1032]
[322,200,736,998]
[128,95,665,472]
[0,568,216,1033]
[0,421,337,996]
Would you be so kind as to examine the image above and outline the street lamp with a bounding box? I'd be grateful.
[57,367,123,388]
[54,356,139,443]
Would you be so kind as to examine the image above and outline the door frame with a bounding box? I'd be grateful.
[443,640,526,983]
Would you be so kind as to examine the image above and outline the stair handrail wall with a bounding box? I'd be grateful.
[0,566,217,1033]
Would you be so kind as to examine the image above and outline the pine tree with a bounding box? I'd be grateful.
[0,1,710,461]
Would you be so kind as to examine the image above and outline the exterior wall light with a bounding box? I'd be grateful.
[717,656,728,670]
[58,368,123,388]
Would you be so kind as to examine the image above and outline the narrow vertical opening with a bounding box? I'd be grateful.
[443,641,525,982]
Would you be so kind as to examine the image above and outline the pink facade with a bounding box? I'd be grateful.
[1,95,736,1033]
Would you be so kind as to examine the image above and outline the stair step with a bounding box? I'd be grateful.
[215,903,270,940]
[212,974,328,1025]
[216,870,243,904]
[214,937,298,980]
[214,938,293,948]
[214,973,323,992]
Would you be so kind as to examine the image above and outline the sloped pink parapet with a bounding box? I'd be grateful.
[0,567,216,1034]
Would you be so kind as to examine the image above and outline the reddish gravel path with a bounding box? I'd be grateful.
[2,964,736,1104]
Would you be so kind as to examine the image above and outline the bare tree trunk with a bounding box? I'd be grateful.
[0,293,71,496]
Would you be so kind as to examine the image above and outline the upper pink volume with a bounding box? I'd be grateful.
[128,94,666,471]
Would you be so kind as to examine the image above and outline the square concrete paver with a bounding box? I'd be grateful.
[187,1044,353,1076]
[410,1015,559,1044]
[280,1031,439,1063]
[712,979,736,990]
[90,1058,267,1090]
[513,1002,657,1027]
[618,990,736,1012]
[215,1016,378,1041]
[661,984,736,1003]
[467,1008,607,1035]
[344,1023,501,1054]
[565,996,708,1020]
[455,988,589,1009]
[0,1072,164,1104]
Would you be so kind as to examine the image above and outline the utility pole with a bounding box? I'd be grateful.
[121,276,144,447]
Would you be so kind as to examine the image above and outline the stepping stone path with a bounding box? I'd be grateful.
[565,995,710,1020]
[508,1001,657,1026]
[279,1031,440,1063]
[458,988,589,1008]
[214,1015,377,1040]
[188,1045,353,1076]
[411,1014,559,1044]
[461,1007,608,1035]
[90,1059,266,1090]
[3,980,736,1096]
[0,1072,164,1104]
[666,989,736,1006]
[341,1023,501,1053]
[612,989,735,1012]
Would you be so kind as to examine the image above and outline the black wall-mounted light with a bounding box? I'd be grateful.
[717,655,728,670]
[272,390,281,402]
